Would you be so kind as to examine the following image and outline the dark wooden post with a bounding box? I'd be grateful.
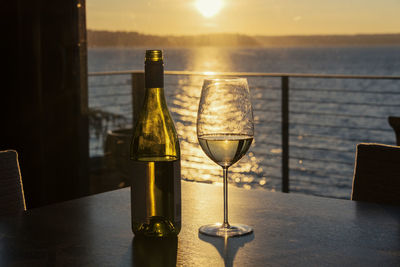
[131,72,146,126]
[281,76,290,193]
[129,72,147,187]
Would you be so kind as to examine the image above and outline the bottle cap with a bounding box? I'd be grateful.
[145,50,163,62]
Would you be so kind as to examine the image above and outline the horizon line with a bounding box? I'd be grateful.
[86,29,400,38]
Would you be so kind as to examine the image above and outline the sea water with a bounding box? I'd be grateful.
[88,46,400,199]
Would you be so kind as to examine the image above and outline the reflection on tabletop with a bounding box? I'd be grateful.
[199,232,255,267]
[132,235,178,267]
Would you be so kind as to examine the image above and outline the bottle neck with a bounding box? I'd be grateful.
[145,61,164,89]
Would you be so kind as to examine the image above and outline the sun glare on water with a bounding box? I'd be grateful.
[196,0,224,18]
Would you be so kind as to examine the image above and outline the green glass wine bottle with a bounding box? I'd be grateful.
[130,50,181,237]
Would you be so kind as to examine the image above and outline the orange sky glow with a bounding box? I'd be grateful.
[87,0,400,36]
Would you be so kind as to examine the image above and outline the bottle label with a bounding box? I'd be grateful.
[145,62,163,88]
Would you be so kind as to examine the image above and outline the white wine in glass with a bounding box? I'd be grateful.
[198,134,253,168]
[197,78,254,237]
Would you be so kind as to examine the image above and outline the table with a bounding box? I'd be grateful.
[0,181,399,266]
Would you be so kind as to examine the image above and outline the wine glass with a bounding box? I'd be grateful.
[197,77,254,237]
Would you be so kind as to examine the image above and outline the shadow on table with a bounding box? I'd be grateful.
[131,235,178,267]
[199,232,254,267]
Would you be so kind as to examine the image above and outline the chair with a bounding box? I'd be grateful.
[388,116,400,146]
[351,143,400,205]
[0,150,26,216]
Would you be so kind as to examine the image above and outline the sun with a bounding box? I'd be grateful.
[196,0,224,18]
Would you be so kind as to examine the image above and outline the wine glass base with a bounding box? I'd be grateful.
[199,223,253,237]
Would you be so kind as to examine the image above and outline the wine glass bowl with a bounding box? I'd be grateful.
[197,78,254,237]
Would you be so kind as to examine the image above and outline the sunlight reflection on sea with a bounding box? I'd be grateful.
[165,47,267,190]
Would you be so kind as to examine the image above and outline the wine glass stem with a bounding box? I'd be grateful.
[223,167,230,228]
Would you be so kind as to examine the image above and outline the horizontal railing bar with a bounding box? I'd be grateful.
[88,113,388,142]
[89,103,132,109]
[90,103,132,108]
[288,111,385,120]
[256,119,392,132]
[89,70,400,80]
[254,108,281,113]
[253,151,353,166]
[289,122,392,132]
[89,70,141,76]
[290,181,351,190]
[256,109,388,120]
[254,120,281,124]
[258,131,282,136]
[290,177,350,187]
[257,97,400,108]
[257,97,281,102]
[289,98,400,107]
[252,139,354,154]
[289,167,350,180]
[288,133,385,143]
[262,131,386,144]
[91,93,131,98]
[253,86,280,91]
[291,87,400,95]
[261,175,282,181]
[289,156,354,166]
[263,141,356,153]
[290,145,353,153]
[247,151,282,159]
[89,83,130,88]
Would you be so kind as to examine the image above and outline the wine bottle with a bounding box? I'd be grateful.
[130,50,181,237]
[133,235,177,266]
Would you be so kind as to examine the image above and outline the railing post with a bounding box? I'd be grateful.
[281,76,290,193]
[130,72,147,189]
[131,72,145,126]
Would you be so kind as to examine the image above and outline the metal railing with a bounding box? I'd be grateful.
[89,70,400,196]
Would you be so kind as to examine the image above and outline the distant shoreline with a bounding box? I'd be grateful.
[87,30,400,48]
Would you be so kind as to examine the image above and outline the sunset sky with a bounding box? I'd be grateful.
[86,0,400,36]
